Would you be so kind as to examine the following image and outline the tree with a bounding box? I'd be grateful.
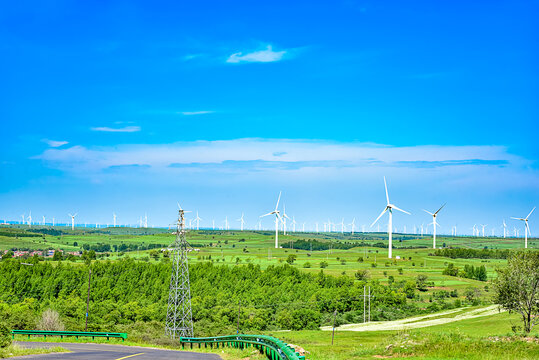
[0,323,11,348]
[286,255,297,265]
[493,251,539,333]
[416,275,428,291]
[354,269,370,281]
[52,250,63,261]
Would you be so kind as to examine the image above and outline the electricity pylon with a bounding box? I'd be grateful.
[165,204,194,338]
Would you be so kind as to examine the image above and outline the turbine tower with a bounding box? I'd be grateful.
[194,211,202,230]
[68,213,77,231]
[260,191,282,249]
[511,207,535,249]
[165,203,194,339]
[503,220,507,238]
[113,213,117,227]
[349,218,356,235]
[423,204,445,249]
[282,205,290,235]
[480,224,487,237]
[291,217,297,232]
[237,213,245,231]
[27,212,32,228]
[371,176,410,259]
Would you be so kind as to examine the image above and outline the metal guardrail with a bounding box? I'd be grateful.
[180,334,305,360]
[11,330,128,341]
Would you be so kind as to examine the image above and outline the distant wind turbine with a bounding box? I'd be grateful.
[194,211,202,230]
[480,224,487,237]
[260,191,282,249]
[349,218,356,235]
[68,213,77,231]
[511,207,535,248]
[423,204,445,249]
[237,213,245,231]
[371,177,410,259]
[502,220,507,238]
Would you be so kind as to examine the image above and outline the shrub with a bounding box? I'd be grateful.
[320,261,328,268]
[354,269,370,281]
[303,262,311,268]
[0,323,11,348]
[37,309,65,331]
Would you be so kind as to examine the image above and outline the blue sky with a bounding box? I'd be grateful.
[0,1,538,234]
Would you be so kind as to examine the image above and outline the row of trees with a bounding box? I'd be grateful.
[0,258,446,335]
[434,248,511,259]
[442,263,488,281]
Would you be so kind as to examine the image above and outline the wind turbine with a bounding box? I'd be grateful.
[349,218,356,235]
[315,222,319,233]
[480,224,487,237]
[423,204,445,249]
[340,218,345,234]
[224,216,229,230]
[370,176,410,259]
[302,222,306,232]
[260,191,282,249]
[113,213,117,227]
[52,217,55,227]
[503,220,507,238]
[237,213,245,231]
[27,212,32,228]
[42,215,45,226]
[291,217,297,232]
[68,213,77,231]
[511,207,535,249]
[194,211,202,230]
[144,213,148,228]
[21,213,25,225]
[282,205,290,235]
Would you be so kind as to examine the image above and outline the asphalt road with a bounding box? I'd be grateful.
[12,342,222,360]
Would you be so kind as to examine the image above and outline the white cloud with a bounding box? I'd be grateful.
[42,139,68,148]
[179,111,214,116]
[227,45,286,63]
[91,126,141,133]
[35,138,528,175]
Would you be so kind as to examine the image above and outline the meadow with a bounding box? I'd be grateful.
[1,225,538,359]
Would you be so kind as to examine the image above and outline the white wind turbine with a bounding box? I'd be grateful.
[237,213,245,231]
[27,211,32,228]
[340,218,345,234]
[281,205,290,235]
[291,217,297,232]
[194,211,202,230]
[144,213,148,228]
[224,216,229,230]
[423,204,445,249]
[68,213,77,230]
[349,218,356,235]
[502,220,507,238]
[260,191,283,249]
[315,222,319,233]
[302,222,306,232]
[511,207,535,249]
[21,213,25,225]
[371,176,410,259]
[113,213,117,227]
[42,215,46,226]
[480,224,487,237]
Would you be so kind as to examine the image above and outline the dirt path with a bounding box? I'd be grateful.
[321,305,503,332]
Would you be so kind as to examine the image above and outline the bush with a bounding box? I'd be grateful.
[320,261,328,268]
[303,262,311,268]
[0,323,11,348]
[354,269,370,281]
[37,309,65,331]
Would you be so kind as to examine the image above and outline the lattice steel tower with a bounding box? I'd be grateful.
[165,205,194,338]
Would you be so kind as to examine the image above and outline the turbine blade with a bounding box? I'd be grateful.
[526,222,531,236]
[384,176,390,205]
[260,212,274,218]
[423,209,434,216]
[434,203,446,215]
[370,208,387,227]
[275,191,282,211]
[526,206,536,219]
[511,217,525,221]
[392,205,411,215]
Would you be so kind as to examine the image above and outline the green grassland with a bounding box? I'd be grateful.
[2,225,537,302]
